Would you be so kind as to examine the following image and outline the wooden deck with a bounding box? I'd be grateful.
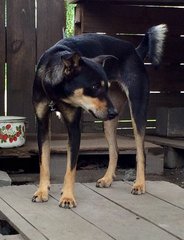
[0,134,160,158]
[146,135,184,150]
[0,181,184,240]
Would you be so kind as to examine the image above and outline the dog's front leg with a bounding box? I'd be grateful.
[32,102,51,203]
[59,107,81,208]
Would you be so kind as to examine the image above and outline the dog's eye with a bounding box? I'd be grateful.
[92,85,97,90]
[92,83,101,90]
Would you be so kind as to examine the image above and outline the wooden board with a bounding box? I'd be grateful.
[0,182,183,240]
[0,0,5,115]
[148,65,184,92]
[69,0,184,4]
[0,196,46,240]
[81,4,184,35]
[145,135,184,150]
[115,35,184,65]
[85,181,184,240]
[37,0,65,60]
[0,185,113,240]
[0,134,160,157]
[6,0,36,132]
[74,3,184,93]
[37,0,66,133]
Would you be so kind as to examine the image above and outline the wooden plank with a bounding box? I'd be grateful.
[147,93,184,118]
[0,196,47,240]
[7,0,36,133]
[37,0,65,60]
[37,0,66,133]
[114,35,184,64]
[50,183,178,240]
[81,4,184,35]
[74,5,82,35]
[0,185,113,240]
[0,0,5,115]
[145,135,184,150]
[69,0,184,4]
[148,65,184,91]
[0,134,158,157]
[146,181,184,209]
[86,181,184,240]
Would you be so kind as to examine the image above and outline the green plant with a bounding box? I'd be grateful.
[65,1,75,37]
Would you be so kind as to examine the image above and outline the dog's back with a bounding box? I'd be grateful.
[54,24,167,66]
[56,33,135,60]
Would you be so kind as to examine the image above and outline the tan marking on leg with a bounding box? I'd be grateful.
[97,82,127,188]
[131,118,146,195]
[97,117,119,188]
[32,122,51,203]
[35,101,48,119]
[59,145,77,208]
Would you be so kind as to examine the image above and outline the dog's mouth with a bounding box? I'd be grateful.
[89,110,99,119]
[88,110,112,121]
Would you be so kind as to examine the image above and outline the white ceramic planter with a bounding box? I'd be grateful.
[0,116,26,148]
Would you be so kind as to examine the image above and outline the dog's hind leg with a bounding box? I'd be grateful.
[130,114,146,194]
[32,101,51,202]
[121,59,149,194]
[59,105,81,208]
[127,89,148,194]
[96,82,127,188]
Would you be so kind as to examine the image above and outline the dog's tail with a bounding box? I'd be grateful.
[136,24,168,66]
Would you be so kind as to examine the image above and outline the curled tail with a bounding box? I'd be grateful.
[136,24,168,66]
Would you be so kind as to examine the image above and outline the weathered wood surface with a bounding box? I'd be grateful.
[146,135,184,150]
[1,0,65,134]
[37,0,66,134]
[0,181,184,240]
[6,0,36,132]
[0,134,160,157]
[69,0,184,4]
[81,4,184,35]
[0,0,5,115]
[73,1,184,135]
[37,0,65,60]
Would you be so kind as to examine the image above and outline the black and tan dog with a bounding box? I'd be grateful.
[32,24,167,208]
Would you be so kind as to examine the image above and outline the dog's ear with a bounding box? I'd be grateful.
[61,51,81,76]
[92,55,120,79]
[91,55,119,67]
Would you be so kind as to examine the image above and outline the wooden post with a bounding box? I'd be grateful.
[0,0,5,115]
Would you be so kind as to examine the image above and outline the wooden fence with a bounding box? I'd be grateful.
[71,0,184,134]
[1,0,184,135]
[0,0,65,133]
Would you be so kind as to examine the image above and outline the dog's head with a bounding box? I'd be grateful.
[45,51,118,120]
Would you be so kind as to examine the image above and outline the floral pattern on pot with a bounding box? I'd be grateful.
[0,124,25,144]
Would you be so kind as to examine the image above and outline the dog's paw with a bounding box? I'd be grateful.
[59,194,77,209]
[131,182,145,195]
[32,188,49,203]
[96,176,113,188]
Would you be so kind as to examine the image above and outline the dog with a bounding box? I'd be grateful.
[32,24,167,208]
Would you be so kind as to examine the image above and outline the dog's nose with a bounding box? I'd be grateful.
[107,108,118,120]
